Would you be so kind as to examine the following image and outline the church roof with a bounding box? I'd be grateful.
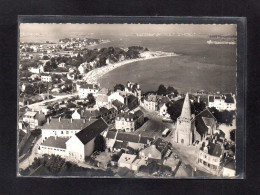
[179,93,191,120]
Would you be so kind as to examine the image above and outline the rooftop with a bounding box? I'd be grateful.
[76,118,108,145]
[24,111,37,117]
[118,153,137,164]
[207,142,223,157]
[42,118,96,130]
[41,136,69,149]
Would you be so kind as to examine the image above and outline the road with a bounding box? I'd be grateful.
[27,92,78,111]
[18,137,42,171]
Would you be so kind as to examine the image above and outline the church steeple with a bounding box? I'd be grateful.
[180,93,191,120]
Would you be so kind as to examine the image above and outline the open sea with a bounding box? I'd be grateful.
[21,34,237,94]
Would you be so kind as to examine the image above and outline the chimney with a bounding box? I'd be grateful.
[55,135,57,140]
[47,117,50,124]
[71,118,73,123]
[59,116,61,122]
[83,119,86,123]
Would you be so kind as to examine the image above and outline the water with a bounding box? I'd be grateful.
[97,36,237,93]
[21,34,237,94]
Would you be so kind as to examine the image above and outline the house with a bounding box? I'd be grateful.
[99,107,117,124]
[97,88,109,96]
[125,81,142,102]
[139,138,169,160]
[193,108,217,142]
[222,157,236,177]
[127,95,139,110]
[115,110,144,132]
[108,91,127,105]
[23,111,45,129]
[96,95,109,108]
[131,158,148,171]
[41,117,96,141]
[158,96,170,117]
[39,136,69,156]
[80,108,101,120]
[66,118,108,161]
[71,110,81,119]
[104,130,153,152]
[143,94,159,111]
[118,153,137,170]
[78,63,87,74]
[197,140,224,175]
[112,100,127,112]
[78,83,99,99]
[163,155,181,171]
[208,93,236,111]
[41,74,52,82]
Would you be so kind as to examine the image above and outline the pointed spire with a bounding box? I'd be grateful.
[180,93,191,120]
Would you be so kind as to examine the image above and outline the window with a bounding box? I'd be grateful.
[61,131,63,134]
[66,131,69,134]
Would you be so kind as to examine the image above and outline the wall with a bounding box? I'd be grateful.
[84,137,95,157]
[42,129,80,141]
[66,135,85,161]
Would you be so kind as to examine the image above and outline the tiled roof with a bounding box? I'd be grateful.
[99,107,109,115]
[116,132,140,143]
[97,88,109,95]
[41,136,69,149]
[208,142,222,157]
[134,110,144,118]
[202,117,215,127]
[153,138,169,152]
[112,100,126,110]
[194,109,216,137]
[118,153,137,164]
[105,130,117,139]
[117,112,135,120]
[76,118,108,145]
[113,141,128,150]
[42,118,96,130]
[96,95,108,103]
[24,111,37,117]
[224,94,235,103]
[139,136,153,144]
[80,83,98,89]
[145,94,158,102]
[81,109,101,119]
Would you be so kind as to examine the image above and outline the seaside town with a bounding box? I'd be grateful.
[18,35,236,178]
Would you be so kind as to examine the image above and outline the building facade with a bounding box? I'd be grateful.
[174,93,195,145]
[78,83,99,99]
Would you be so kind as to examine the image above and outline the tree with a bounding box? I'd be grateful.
[94,135,106,152]
[87,93,96,105]
[208,108,234,126]
[166,86,178,96]
[114,84,125,92]
[167,99,184,122]
[192,101,206,115]
[157,84,167,95]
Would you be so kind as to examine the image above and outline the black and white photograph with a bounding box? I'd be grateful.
[17,19,241,178]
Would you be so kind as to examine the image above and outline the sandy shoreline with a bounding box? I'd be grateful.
[83,51,178,84]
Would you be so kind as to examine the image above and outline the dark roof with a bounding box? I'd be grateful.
[224,94,235,103]
[80,83,98,89]
[128,95,138,103]
[207,142,222,157]
[224,157,235,170]
[208,95,214,102]
[134,110,144,118]
[109,107,117,113]
[139,136,154,144]
[194,109,216,137]
[153,138,169,152]
[19,130,27,143]
[42,118,96,130]
[81,109,101,119]
[99,107,109,115]
[113,141,128,149]
[116,132,140,143]
[41,136,69,149]
[106,130,117,139]
[76,118,108,145]
[112,100,126,111]
[117,112,135,120]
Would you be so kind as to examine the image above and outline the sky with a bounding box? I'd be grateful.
[20,23,237,36]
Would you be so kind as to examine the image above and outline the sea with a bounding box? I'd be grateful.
[21,34,237,94]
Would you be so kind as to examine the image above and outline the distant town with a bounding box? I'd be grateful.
[18,36,236,178]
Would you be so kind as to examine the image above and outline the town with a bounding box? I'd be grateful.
[18,38,236,178]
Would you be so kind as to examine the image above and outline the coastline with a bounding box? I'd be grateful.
[83,51,178,84]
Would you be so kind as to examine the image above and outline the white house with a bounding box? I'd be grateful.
[208,94,236,111]
[108,92,127,105]
[39,137,69,157]
[71,110,81,119]
[222,157,236,177]
[41,117,96,142]
[78,83,99,99]
[66,118,108,161]
[41,75,52,82]
[96,95,109,108]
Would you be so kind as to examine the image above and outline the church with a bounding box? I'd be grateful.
[174,93,217,145]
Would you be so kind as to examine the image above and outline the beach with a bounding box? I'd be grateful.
[83,51,178,84]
